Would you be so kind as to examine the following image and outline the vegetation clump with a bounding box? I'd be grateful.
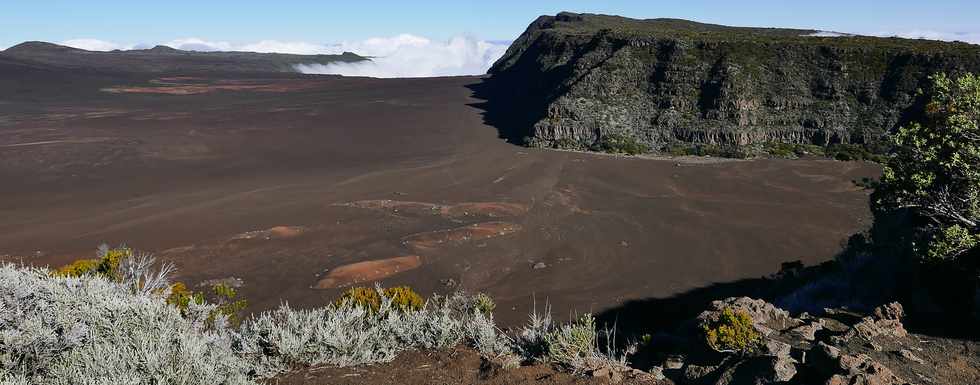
[762,142,825,159]
[336,286,425,312]
[825,143,886,162]
[591,133,650,155]
[53,245,132,279]
[472,292,496,316]
[701,307,761,354]
[666,143,750,158]
[1,259,516,384]
[545,314,600,370]
[873,73,980,268]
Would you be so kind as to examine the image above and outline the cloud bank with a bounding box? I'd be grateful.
[294,34,508,78]
[872,30,980,44]
[803,30,980,44]
[57,35,508,78]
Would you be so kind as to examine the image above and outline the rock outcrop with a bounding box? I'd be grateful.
[657,299,972,385]
[487,12,980,151]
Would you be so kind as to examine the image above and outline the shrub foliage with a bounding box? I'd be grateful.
[336,286,424,312]
[702,307,761,354]
[4,246,641,383]
[874,73,980,261]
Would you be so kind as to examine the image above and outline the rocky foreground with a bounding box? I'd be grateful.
[642,298,968,385]
[279,297,979,385]
[486,13,980,150]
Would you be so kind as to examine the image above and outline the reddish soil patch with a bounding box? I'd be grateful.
[402,222,523,251]
[315,255,423,289]
[232,226,307,241]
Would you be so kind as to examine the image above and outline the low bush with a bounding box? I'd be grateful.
[472,293,496,316]
[6,249,645,383]
[545,314,599,370]
[336,286,424,312]
[53,245,131,279]
[1,260,515,384]
[592,133,650,155]
[665,143,750,159]
[702,307,761,354]
[763,142,826,159]
[553,137,589,150]
[0,263,250,385]
[825,143,886,162]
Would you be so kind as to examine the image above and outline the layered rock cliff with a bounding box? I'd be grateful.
[487,13,980,151]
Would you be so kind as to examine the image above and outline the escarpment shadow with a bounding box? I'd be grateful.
[466,75,548,145]
[593,261,836,351]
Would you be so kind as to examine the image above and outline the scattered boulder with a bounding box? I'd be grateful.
[896,349,924,365]
[873,302,905,321]
[840,302,908,342]
[811,342,908,385]
[787,318,825,341]
[698,297,800,337]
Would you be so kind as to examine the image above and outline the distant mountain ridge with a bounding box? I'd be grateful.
[1,41,367,74]
[487,12,980,150]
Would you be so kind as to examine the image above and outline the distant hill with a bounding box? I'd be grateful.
[0,41,368,74]
[486,12,980,151]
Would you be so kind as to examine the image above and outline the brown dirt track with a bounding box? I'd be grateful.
[0,67,878,326]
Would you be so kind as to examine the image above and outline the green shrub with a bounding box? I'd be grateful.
[472,293,496,315]
[702,307,760,354]
[927,225,980,261]
[763,142,826,159]
[166,281,205,311]
[53,258,100,278]
[165,282,248,326]
[825,143,886,163]
[592,133,649,155]
[53,245,132,279]
[665,143,750,159]
[337,286,425,312]
[545,314,598,368]
[553,137,588,150]
[210,283,249,325]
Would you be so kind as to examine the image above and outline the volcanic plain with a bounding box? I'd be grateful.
[0,58,878,325]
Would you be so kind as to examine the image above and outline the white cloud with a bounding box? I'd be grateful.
[871,30,980,44]
[239,40,340,55]
[805,31,853,38]
[57,34,508,78]
[61,38,134,51]
[161,38,233,52]
[804,30,980,44]
[294,34,509,78]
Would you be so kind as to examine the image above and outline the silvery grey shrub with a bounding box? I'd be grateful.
[1,251,630,384]
[0,261,516,384]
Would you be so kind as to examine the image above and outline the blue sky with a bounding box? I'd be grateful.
[3,1,977,78]
[2,0,978,48]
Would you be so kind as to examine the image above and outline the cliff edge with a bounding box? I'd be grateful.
[486,12,980,151]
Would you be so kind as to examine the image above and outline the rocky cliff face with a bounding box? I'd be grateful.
[487,13,980,150]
